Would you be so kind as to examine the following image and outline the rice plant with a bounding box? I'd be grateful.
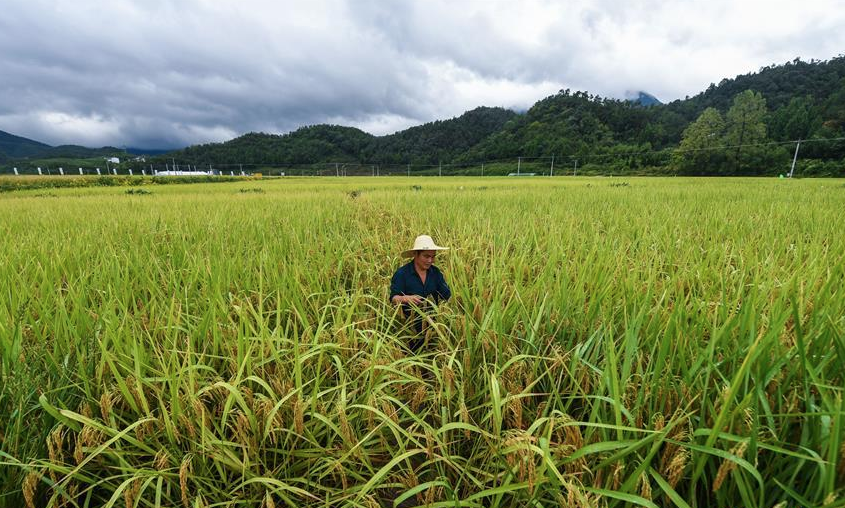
[1,177,843,507]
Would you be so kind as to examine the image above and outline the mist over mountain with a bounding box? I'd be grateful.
[625,91,662,106]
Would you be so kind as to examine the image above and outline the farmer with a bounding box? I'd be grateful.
[389,235,451,349]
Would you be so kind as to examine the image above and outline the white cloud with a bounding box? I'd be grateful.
[327,113,420,137]
[17,111,120,147]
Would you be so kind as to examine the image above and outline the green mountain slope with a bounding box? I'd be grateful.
[178,125,374,165]
[458,56,845,174]
[170,106,516,166]
[0,130,127,161]
[0,130,51,158]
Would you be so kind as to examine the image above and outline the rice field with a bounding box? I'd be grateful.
[1,176,843,508]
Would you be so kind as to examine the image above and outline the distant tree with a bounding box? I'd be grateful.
[768,96,817,141]
[805,82,845,160]
[673,107,726,175]
[724,90,768,174]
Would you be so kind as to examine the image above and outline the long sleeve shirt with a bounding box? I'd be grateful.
[389,261,451,316]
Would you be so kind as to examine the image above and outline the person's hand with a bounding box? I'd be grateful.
[402,295,425,305]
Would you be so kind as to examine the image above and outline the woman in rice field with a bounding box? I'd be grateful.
[389,235,451,351]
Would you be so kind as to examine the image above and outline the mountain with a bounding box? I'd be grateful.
[367,106,517,164]
[43,145,124,158]
[167,106,517,165]
[626,91,662,106]
[0,130,169,161]
[668,57,845,118]
[176,125,374,165]
[0,130,51,159]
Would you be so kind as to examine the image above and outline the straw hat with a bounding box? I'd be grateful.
[401,235,449,258]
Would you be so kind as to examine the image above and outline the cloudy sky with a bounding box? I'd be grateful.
[1,0,843,149]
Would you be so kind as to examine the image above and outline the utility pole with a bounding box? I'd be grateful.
[439,161,442,177]
[550,155,554,177]
[517,157,521,175]
[481,163,484,177]
[573,159,578,176]
[336,163,339,177]
[789,140,801,178]
[407,163,410,176]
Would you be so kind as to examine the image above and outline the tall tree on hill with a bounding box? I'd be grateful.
[673,107,725,175]
[724,90,769,174]
[768,96,817,141]
[810,83,845,160]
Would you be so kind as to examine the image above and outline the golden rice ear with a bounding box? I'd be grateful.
[179,455,193,508]
[23,470,41,508]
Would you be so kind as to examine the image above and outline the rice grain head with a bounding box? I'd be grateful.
[639,472,652,500]
[99,392,114,422]
[263,491,276,508]
[294,396,305,435]
[410,384,427,413]
[23,470,40,508]
[712,441,747,493]
[123,477,141,508]
[507,395,524,430]
[667,448,690,489]
[180,454,193,508]
[154,449,170,470]
[611,461,624,490]
[443,364,455,393]
[460,401,471,438]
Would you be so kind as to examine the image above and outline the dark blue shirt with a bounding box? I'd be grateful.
[389,261,451,314]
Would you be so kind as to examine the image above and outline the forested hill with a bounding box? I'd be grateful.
[668,57,845,122]
[369,106,518,164]
[457,56,845,174]
[173,107,517,165]
[0,129,130,161]
[0,130,51,159]
[178,126,373,165]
